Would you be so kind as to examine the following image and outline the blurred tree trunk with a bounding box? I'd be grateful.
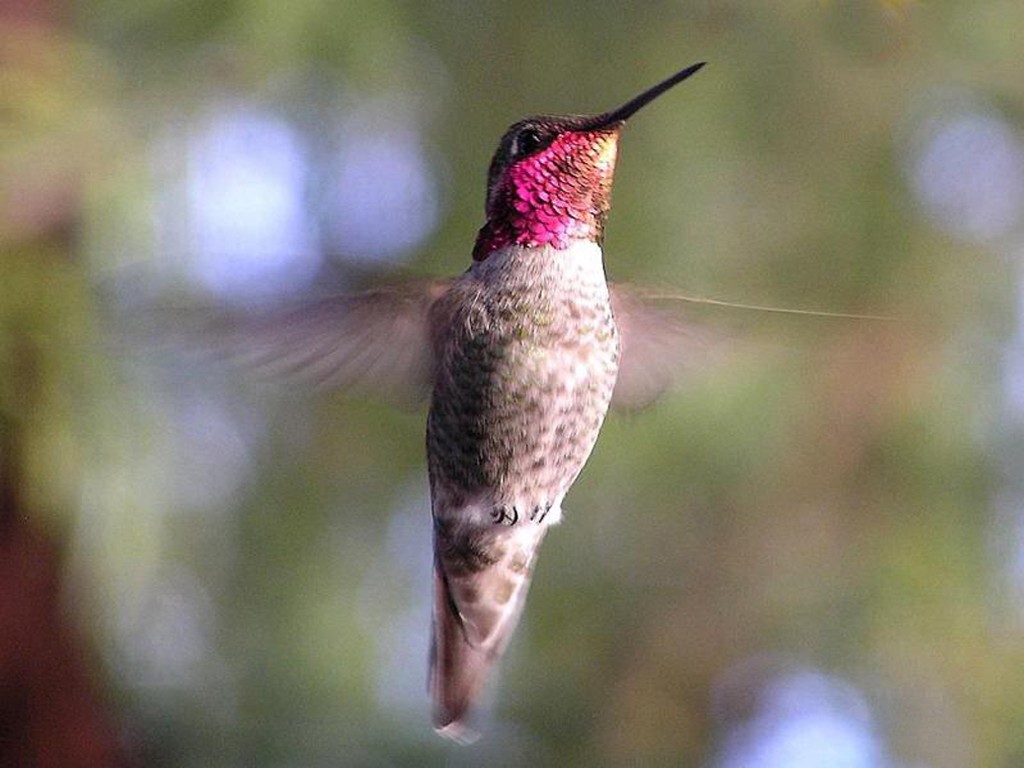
[0,417,132,767]
[0,386,134,767]
[0,0,135,764]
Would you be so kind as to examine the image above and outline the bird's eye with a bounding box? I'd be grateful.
[513,127,542,157]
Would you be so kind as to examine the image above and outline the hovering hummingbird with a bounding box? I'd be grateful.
[184,62,711,740]
[424,62,706,740]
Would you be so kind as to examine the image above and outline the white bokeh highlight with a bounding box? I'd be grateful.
[715,670,891,768]
[185,107,321,299]
[908,101,1024,244]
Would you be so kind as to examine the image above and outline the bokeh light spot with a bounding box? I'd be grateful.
[185,107,321,299]
[715,669,890,768]
[323,127,441,263]
[909,107,1024,243]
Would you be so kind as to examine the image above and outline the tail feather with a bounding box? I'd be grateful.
[429,523,546,739]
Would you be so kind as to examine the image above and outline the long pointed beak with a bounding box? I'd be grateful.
[583,61,706,131]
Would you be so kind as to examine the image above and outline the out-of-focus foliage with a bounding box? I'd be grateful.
[4,1,1024,766]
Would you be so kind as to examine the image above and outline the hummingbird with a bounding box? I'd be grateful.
[424,62,706,740]
[175,62,710,740]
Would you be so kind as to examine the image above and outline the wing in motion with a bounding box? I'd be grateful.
[129,279,725,408]
[125,279,453,405]
[610,284,729,410]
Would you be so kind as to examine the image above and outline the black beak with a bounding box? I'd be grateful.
[583,61,706,131]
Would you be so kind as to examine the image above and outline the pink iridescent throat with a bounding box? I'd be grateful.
[473,130,619,262]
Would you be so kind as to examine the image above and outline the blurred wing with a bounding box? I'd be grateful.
[137,280,452,405]
[609,284,728,410]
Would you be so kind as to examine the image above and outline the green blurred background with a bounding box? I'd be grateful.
[3,1,1024,765]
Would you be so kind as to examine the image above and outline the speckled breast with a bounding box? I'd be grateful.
[427,241,619,525]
